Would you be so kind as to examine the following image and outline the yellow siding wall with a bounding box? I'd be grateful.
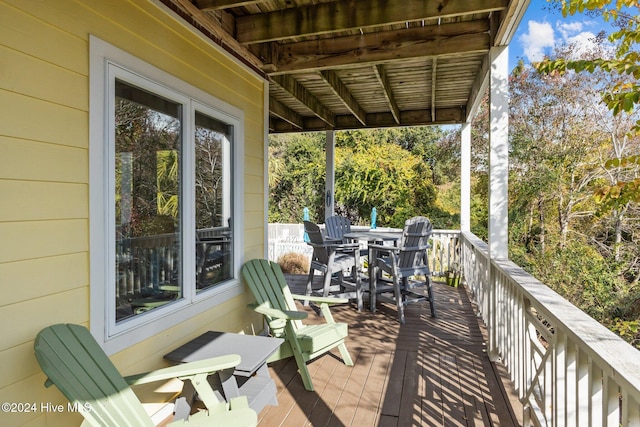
[0,0,266,425]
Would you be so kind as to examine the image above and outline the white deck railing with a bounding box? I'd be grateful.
[461,231,640,426]
[267,224,461,277]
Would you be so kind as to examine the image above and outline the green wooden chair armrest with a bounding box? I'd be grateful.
[248,302,308,320]
[125,354,241,386]
[290,294,349,304]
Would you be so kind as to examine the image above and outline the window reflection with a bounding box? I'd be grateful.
[195,112,233,291]
[114,79,182,322]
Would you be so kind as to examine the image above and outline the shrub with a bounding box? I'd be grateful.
[277,252,310,274]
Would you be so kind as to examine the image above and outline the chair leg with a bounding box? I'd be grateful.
[394,276,406,324]
[354,266,363,312]
[304,269,315,306]
[295,353,314,391]
[322,269,333,297]
[426,276,437,317]
[337,342,354,366]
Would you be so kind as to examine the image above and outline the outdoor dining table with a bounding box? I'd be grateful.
[343,229,402,311]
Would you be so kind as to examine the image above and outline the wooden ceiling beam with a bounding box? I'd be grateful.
[271,75,336,127]
[466,53,490,122]
[320,70,367,126]
[194,0,268,11]
[267,20,491,74]
[270,107,464,132]
[269,98,304,129]
[166,0,263,71]
[372,65,400,125]
[236,0,508,44]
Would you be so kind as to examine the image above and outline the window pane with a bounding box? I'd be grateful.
[114,79,182,322]
[195,111,232,291]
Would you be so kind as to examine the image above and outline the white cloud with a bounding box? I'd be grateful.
[557,21,584,39]
[520,20,555,62]
[565,31,598,57]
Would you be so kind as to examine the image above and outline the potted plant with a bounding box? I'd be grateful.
[446,262,461,287]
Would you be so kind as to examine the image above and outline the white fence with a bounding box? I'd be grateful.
[461,231,640,426]
[267,223,312,261]
[267,223,460,277]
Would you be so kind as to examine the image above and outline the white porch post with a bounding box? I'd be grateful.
[460,122,471,232]
[489,46,509,260]
[325,130,335,220]
[488,46,509,360]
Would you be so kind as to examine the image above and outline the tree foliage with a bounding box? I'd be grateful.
[268,127,458,228]
[519,9,640,346]
[536,0,640,212]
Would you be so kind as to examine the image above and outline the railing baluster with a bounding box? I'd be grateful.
[589,361,603,426]
[566,341,578,426]
[603,375,619,426]
[576,349,589,425]
[621,391,640,426]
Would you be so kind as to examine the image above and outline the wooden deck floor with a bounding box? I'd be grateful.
[257,276,522,427]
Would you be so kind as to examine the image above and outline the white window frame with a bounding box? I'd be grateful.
[89,36,244,355]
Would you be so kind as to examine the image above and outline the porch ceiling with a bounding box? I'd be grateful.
[162,0,529,132]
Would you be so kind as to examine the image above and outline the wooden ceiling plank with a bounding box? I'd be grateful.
[271,75,336,127]
[271,25,491,73]
[372,65,400,124]
[236,0,508,43]
[320,70,367,126]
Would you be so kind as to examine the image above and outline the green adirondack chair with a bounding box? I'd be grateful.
[241,259,353,392]
[34,323,257,426]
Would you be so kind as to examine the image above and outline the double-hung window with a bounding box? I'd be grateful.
[90,37,244,353]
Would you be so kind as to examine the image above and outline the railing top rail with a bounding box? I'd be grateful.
[461,231,488,252]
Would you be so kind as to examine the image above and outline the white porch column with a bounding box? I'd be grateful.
[325,130,335,219]
[489,46,509,260]
[460,122,471,232]
[487,45,509,361]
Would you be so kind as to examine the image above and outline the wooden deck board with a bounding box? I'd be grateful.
[257,276,522,426]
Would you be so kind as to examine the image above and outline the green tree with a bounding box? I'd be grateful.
[268,128,455,228]
[335,139,437,228]
[537,0,640,211]
[268,133,326,222]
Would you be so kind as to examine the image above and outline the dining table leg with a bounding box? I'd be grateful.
[369,243,377,312]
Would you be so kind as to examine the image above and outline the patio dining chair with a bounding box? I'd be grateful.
[34,323,257,427]
[303,220,362,303]
[370,216,436,324]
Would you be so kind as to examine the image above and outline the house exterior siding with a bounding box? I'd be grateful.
[0,1,266,425]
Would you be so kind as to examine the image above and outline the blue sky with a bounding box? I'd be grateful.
[510,0,620,70]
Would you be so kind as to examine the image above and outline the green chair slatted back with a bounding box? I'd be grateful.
[242,258,305,331]
[242,259,353,392]
[34,323,154,427]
